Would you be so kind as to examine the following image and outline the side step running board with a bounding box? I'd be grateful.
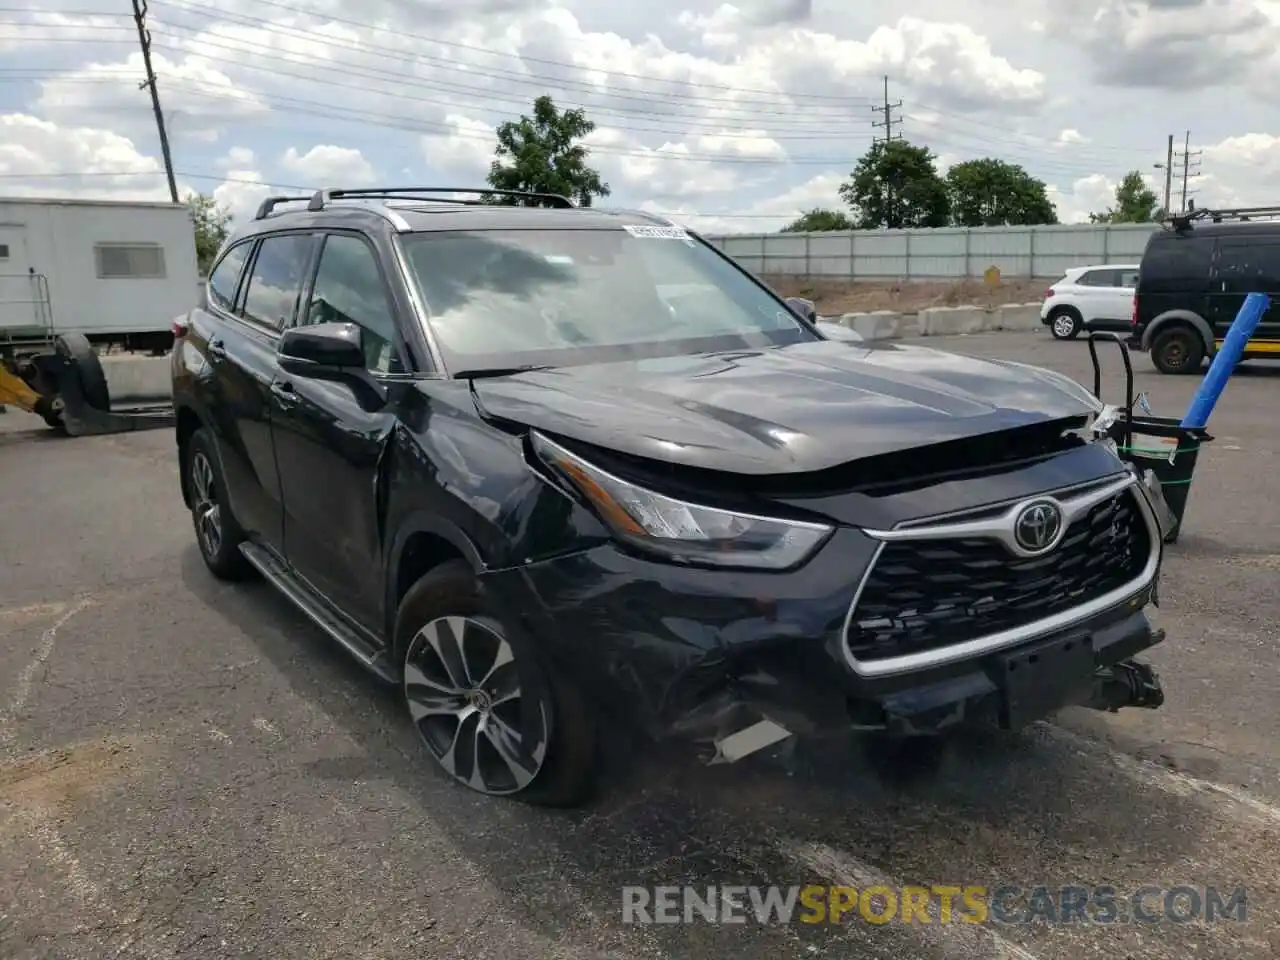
[239,542,397,685]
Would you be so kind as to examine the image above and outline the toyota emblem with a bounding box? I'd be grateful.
[1013,500,1064,553]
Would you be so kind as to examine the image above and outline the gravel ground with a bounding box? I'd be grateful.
[2,331,1279,960]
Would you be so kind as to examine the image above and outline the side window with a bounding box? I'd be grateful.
[1117,269,1139,288]
[305,234,400,373]
[208,241,252,313]
[1141,236,1213,294]
[1218,239,1280,292]
[1076,270,1102,286]
[241,234,315,331]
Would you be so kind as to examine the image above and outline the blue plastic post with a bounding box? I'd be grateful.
[1180,292,1270,429]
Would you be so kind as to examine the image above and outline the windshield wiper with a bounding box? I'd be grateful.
[452,364,556,380]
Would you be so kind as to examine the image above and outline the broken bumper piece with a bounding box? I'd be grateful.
[665,609,1166,764]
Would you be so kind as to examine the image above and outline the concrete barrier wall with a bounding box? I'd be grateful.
[821,302,1046,342]
[101,354,172,402]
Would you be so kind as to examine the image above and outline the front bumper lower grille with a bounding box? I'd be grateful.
[846,479,1155,668]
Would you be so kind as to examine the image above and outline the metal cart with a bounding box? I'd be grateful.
[1087,331,1211,543]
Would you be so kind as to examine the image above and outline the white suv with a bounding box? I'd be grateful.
[1040,263,1139,340]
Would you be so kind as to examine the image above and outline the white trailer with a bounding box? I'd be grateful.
[0,196,200,354]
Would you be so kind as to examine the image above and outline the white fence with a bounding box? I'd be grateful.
[702,223,1161,280]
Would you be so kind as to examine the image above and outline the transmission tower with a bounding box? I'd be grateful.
[871,75,903,144]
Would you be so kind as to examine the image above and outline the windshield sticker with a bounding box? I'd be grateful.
[623,224,692,241]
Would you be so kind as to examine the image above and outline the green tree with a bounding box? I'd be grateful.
[486,95,610,207]
[837,140,949,229]
[1088,170,1161,223]
[945,158,1058,227]
[780,208,854,232]
[185,191,232,275]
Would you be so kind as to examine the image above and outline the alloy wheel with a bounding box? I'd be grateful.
[404,615,550,796]
[190,451,223,559]
[1052,314,1077,338]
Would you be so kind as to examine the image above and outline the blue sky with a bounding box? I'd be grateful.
[3,0,1280,234]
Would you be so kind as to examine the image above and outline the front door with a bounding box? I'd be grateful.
[270,231,406,633]
[205,232,317,550]
[1208,235,1280,348]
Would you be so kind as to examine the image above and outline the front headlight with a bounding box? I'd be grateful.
[531,432,834,570]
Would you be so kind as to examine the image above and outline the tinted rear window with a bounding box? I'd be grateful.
[1138,234,1213,293]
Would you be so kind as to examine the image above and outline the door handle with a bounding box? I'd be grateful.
[207,338,227,360]
[270,380,298,405]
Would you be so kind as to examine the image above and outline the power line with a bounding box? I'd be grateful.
[0,9,1154,160]
[0,16,1159,184]
[129,0,177,202]
[0,17,1153,176]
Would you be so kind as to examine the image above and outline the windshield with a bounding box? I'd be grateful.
[399,227,817,373]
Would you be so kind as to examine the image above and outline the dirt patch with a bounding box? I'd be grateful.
[765,276,1050,315]
[0,737,144,809]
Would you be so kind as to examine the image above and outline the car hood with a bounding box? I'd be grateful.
[468,339,1103,475]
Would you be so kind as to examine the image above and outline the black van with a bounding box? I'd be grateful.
[1129,205,1280,374]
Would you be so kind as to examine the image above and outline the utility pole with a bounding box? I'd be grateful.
[1162,134,1173,216]
[870,75,903,228]
[131,0,178,203]
[871,75,903,144]
[1173,130,1201,214]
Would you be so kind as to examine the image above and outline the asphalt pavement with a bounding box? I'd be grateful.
[2,330,1280,960]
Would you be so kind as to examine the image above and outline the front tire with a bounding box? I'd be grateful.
[1150,326,1205,375]
[396,560,597,807]
[184,427,254,580]
[1048,307,1083,340]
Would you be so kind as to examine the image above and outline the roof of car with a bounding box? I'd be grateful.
[1067,263,1140,272]
[230,188,687,241]
[1154,220,1280,240]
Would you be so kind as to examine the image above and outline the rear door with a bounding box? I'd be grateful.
[1073,268,1118,325]
[1091,268,1138,329]
[205,231,318,550]
[1135,233,1213,331]
[1209,233,1280,348]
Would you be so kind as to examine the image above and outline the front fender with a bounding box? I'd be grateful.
[1141,311,1214,354]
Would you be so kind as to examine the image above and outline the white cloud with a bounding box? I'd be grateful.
[280,144,377,185]
[422,116,499,177]
[35,53,270,142]
[213,171,272,222]
[0,0,1274,243]
[0,114,173,201]
[221,146,257,168]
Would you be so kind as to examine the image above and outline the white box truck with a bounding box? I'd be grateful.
[0,196,200,355]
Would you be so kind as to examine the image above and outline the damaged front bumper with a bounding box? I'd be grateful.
[657,601,1165,764]
[482,534,1167,766]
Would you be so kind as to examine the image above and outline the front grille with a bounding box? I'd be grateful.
[846,488,1152,663]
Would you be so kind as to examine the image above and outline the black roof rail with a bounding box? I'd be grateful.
[306,187,575,211]
[253,195,311,220]
[1163,204,1280,230]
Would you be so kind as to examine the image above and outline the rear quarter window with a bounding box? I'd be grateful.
[1138,234,1213,294]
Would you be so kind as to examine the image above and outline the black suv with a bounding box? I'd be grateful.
[171,187,1169,807]
[1130,205,1280,374]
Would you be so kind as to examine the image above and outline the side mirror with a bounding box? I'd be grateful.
[277,322,387,411]
[785,296,817,322]
[278,322,366,374]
